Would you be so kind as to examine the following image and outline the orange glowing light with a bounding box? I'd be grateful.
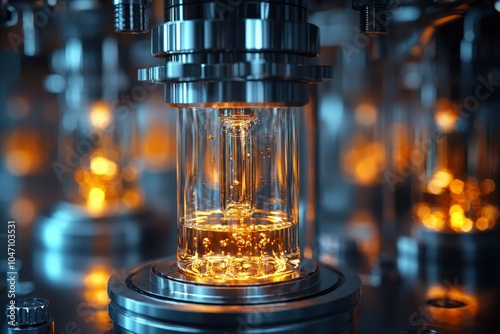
[122,166,138,182]
[434,99,460,132]
[89,101,112,129]
[143,122,176,172]
[426,169,454,195]
[392,123,411,176]
[416,203,432,218]
[476,217,489,231]
[479,179,496,195]
[354,102,378,127]
[432,169,454,188]
[416,176,498,233]
[3,128,45,176]
[9,198,36,224]
[123,190,141,209]
[342,138,385,186]
[460,218,473,232]
[449,179,465,194]
[90,156,117,176]
[87,187,106,213]
[85,268,109,288]
[83,267,111,310]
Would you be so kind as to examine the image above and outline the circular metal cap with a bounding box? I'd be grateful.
[4,298,54,334]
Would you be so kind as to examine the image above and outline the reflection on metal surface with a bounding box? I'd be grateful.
[31,247,144,334]
[82,266,113,332]
[33,202,165,253]
[108,257,362,333]
[83,267,110,308]
[425,285,478,327]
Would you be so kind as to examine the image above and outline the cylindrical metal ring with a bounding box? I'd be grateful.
[108,258,362,334]
[151,20,320,56]
[162,81,312,105]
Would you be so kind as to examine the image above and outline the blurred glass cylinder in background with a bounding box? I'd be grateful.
[411,98,499,235]
[52,35,142,216]
[309,6,386,274]
[58,98,141,215]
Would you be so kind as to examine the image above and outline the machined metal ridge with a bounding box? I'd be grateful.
[143,259,326,304]
[138,62,333,82]
[164,1,308,21]
[151,20,320,57]
[108,257,363,332]
[165,0,309,8]
[162,81,312,105]
[8,298,52,327]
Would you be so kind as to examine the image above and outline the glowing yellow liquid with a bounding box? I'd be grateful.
[177,215,300,281]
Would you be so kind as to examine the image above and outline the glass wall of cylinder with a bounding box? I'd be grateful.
[177,105,299,282]
[412,98,499,234]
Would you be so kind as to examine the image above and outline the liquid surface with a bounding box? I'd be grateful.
[177,215,299,281]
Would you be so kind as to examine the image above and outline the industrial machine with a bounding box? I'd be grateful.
[1,0,499,333]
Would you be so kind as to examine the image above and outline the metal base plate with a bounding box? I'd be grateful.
[398,226,500,265]
[108,257,362,334]
[33,201,162,253]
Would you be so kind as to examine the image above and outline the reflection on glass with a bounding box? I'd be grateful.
[140,94,176,173]
[342,102,385,186]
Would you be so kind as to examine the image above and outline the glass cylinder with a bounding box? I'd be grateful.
[412,98,500,234]
[52,35,142,216]
[56,99,141,216]
[177,106,300,281]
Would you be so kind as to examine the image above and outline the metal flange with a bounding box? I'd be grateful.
[108,257,362,333]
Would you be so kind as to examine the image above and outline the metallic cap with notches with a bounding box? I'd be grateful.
[138,0,333,106]
[4,298,54,334]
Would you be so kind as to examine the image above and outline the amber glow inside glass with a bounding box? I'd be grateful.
[57,100,142,216]
[412,99,499,233]
[176,106,300,282]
